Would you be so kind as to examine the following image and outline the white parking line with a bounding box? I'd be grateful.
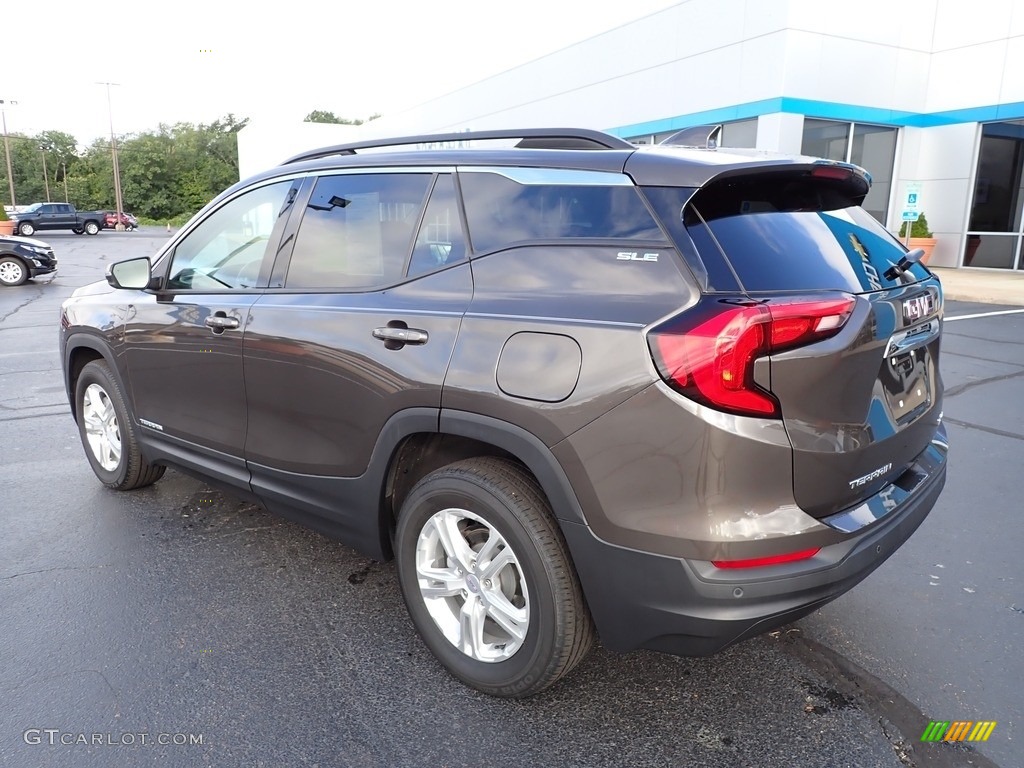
[945,308,1024,322]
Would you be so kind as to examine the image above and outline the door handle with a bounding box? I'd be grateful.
[372,326,429,347]
[205,314,240,331]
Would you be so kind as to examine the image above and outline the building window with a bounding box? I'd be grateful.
[965,121,1024,269]
[719,118,758,148]
[802,119,897,225]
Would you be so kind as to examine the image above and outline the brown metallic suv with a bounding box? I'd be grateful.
[59,128,948,697]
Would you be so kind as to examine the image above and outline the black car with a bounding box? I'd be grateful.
[0,234,58,286]
[59,128,946,698]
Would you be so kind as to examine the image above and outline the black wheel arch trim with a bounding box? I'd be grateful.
[62,335,124,420]
[438,409,588,527]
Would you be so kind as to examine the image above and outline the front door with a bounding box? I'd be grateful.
[121,180,296,487]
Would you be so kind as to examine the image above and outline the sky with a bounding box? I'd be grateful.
[5,0,681,145]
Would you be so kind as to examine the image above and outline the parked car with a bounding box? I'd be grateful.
[10,202,107,236]
[104,211,138,230]
[0,233,57,286]
[59,128,947,698]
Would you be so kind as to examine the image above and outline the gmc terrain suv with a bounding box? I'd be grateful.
[59,128,948,697]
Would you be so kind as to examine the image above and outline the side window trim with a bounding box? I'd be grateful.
[452,171,474,256]
[268,175,315,289]
[400,173,440,278]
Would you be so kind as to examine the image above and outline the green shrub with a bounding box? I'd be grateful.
[898,213,932,238]
[137,213,194,228]
[0,206,9,222]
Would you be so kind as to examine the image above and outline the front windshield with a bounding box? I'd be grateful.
[25,203,42,212]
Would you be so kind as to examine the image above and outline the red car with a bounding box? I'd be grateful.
[103,211,138,230]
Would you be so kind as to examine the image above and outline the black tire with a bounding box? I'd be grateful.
[75,360,165,490]
[395,457,594,698]
[0,256,28,286]
[17,222,34,237]
[84,221,101,235]
[72,226,84,235]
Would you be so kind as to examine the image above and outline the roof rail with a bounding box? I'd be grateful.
[282,128,634,165]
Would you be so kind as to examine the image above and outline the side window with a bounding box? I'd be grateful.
[459,171,665,252]
[407,175,466,278]
[285,173,431,290]
[166,180,292,291]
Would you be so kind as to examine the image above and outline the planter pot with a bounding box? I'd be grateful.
[908,237,937,265]
[0,220,14,236]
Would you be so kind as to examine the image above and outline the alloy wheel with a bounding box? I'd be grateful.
[415,507,530,662]
[81,383,122,471]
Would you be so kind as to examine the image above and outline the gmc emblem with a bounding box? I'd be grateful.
[903,293,934,322]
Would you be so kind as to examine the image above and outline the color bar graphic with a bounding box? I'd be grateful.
[920,720,996,742]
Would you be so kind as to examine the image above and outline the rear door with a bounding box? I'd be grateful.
[682,168,942,517]
[55,204,76,228]
[242,171,472,528]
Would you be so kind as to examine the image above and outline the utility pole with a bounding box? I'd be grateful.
[97,82,124,229]
[62,162,69,202]
[0,99,16,207]
[39,146,50,202]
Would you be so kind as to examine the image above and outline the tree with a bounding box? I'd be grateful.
[1,114,248,220]
[303,110,379,125]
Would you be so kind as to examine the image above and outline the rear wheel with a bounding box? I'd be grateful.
[72,226,84,235]
[395,457,594,697]
[75,360,165,490]
[84,221,100,235]
[17,222,34,237]
[0,256,28,286]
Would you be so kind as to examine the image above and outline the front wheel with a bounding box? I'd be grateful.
[72,226,84,235]
[84,221,100,235]
[0,256,28,286]
[17,222,34,237]
[395,457,594,698]
[75,360,165,490]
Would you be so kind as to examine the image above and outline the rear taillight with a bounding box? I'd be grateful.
[648,295,855,418]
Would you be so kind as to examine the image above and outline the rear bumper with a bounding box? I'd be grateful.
[562,432,947,656]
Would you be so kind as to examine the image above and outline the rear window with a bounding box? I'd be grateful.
[678,174,928,293]
[460,171,665,253]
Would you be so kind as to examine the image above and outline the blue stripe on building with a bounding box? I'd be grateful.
[610,98,1024,136]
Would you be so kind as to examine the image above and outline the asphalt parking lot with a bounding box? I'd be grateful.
[1,230,1020,768]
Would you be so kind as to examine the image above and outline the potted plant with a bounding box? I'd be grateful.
[0,206,14,236]
[898,213,937,265]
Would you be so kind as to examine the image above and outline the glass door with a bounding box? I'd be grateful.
[966,121,1024,269]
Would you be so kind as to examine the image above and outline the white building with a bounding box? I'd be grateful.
[239,0,1024,270]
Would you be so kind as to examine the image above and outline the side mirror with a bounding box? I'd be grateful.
[106,257,153,290]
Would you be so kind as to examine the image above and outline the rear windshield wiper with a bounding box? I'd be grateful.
[884,248,925,280]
